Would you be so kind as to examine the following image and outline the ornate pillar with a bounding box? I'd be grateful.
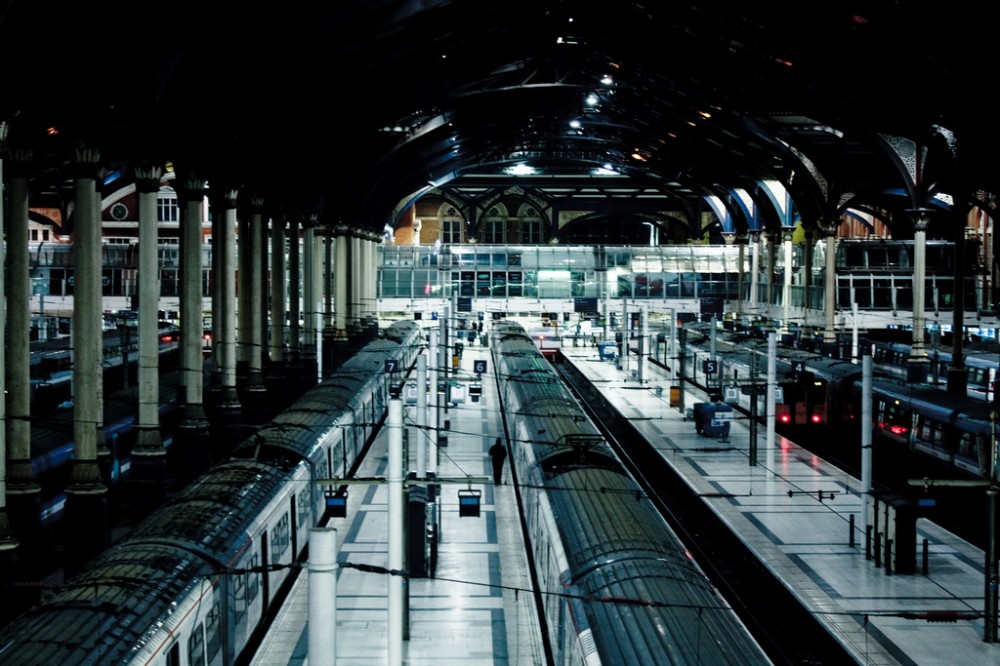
[367,231,380,328]
[301,214,319,382]
[173,172,212,481]
[212,187,243,452]
[802,228,815,318]
[907,210,931,382]
[334,224,349,343]
[130,163,166,489]
[349,230,363,338]
[819,219,839,354]
[64,141,109,575]
[269,215,287,366]
[242,194,269,421]
[766,230,778,309]
[749,231,761,310]
[735,232,747,316]
[287,213,303,373]
[237,208,250,380]
[781,228,794,333]
[4,144,38,559]
[0,122,15,572]
[322,227,337,376]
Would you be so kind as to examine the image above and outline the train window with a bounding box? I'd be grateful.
[877,400,911,441]
[298,488,311,528]
[915,415,945,447]
[271,513,291,564]
[247,553,260,601]
[205,603,222,666]
[165,642,180,666]
[233,569,247,618]
[187,623,206,666]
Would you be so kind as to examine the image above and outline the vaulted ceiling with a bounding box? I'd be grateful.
[1,1,996,235]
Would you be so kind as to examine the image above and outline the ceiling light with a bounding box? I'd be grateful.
[601,75,613,85]
[569,119,581,129]
[586,94,599,106]
[506,163,536,176]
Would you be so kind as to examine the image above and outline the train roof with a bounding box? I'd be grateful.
[127,460,288,567]
[548,467,769,665]
[0,542,217,664]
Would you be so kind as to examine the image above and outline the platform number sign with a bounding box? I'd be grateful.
[384,359,399,374]
[473,359,487,375]
[702,359,719,375]
[792,360,805,374]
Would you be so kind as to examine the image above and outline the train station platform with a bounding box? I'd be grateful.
[558,345,1000,666]
[250,345,546,665]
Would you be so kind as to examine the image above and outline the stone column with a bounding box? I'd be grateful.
[237,209,250,382]
[349,230,363,338]
[781,228,794,333]
[212,187,242,453]
[820,221,838,354]
[4,145,39,559]
[334,225,349,342]
[907,210,931,382]
[174,173,212,481]
[242,194,269,421]
[269,215,287,365]
[267,214,290,403]
[287,213,303,376]
[130,163,166,491]
[322,227,337,376]
[301,215,319,382]
[736,232,747,316]
[802,228,815,317]
[64,141,109,575]
[749,231,761,309]
[766,231,778,309]
[0,123,15,575]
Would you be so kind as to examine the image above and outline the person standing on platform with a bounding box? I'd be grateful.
[489,436,507,485]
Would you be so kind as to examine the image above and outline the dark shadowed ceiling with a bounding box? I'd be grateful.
[0,1,996,234]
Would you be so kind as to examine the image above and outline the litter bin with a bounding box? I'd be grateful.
[693,401,733,437]
[408,486,433,578]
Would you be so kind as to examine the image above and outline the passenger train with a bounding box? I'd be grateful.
[0,319,423,666]
[29,320,181,414]
[680,321,994,482]
[491,321,771,665]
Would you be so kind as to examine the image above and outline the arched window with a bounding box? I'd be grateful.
[480,205,506,244]
[157,187,180,223]
[519,205,543,244]
[440,205,463,244]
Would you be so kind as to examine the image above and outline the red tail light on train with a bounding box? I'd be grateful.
[776,404,791,424]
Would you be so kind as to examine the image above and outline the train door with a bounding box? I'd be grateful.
[259,533,270,616]
[875,398,912,444]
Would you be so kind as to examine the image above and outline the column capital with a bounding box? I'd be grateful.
[816,218,839,237]
[781,228,794,242]
[249,192,266,212]
[133,163,164,193]
[905,208,934,231]
[71,141,102,179]
[177,173,207,201]
[5,146,34,178]
[721,232,736,245]
[213,186,239,209]
[0,119,8,154]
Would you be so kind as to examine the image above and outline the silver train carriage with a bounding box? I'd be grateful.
[491,320,771,666]
[0,319,422,666]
